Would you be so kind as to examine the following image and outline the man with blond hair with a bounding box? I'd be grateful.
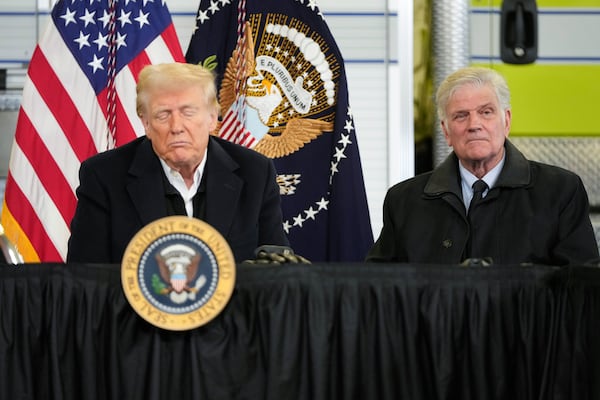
[68,62,289,263]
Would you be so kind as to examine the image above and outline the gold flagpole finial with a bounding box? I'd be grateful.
[0,224,24,265]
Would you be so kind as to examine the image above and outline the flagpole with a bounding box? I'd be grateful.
[388,0,414,185]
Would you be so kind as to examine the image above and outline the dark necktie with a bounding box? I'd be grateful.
[468,179,488,215]
[465,179,488,259]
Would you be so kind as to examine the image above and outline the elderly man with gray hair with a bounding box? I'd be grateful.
[367,66,598,266]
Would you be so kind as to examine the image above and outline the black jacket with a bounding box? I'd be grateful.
[67,136,288,263]
[367,140,599,266]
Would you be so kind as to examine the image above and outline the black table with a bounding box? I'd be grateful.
[1,262,599,399]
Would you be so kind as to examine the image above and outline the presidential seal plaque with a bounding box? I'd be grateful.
[121,216,236,331]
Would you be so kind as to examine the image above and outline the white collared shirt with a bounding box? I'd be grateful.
[459,153,505,210]
[159,148,207,217]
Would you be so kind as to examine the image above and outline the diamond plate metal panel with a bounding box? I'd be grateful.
[510,137,600,208]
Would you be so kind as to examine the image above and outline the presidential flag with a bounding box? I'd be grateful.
[186,0,373,262]
[0,0,184,262]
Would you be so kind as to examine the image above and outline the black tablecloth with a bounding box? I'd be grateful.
[1,263,600,400]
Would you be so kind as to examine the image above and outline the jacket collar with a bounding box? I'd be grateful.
[203,137,243,236]
[126,136,243,235]
[424,139,531,198]
[127,137,166,224]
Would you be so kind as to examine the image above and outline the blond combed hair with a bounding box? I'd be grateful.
[136,62,220,117]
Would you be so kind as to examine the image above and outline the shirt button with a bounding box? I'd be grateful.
[442,239,452,248]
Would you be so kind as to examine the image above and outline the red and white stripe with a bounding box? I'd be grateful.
[0,17,184,262]
[219,107,258,148]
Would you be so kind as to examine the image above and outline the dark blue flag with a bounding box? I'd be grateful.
[186,0,373,262]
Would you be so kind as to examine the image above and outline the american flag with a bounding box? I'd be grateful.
[0,0,184,262]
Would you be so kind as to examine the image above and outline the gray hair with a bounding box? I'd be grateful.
[435,66,511,122]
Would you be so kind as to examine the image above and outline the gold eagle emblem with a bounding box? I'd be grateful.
[156,244,202,294]
[218,21,334,159]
